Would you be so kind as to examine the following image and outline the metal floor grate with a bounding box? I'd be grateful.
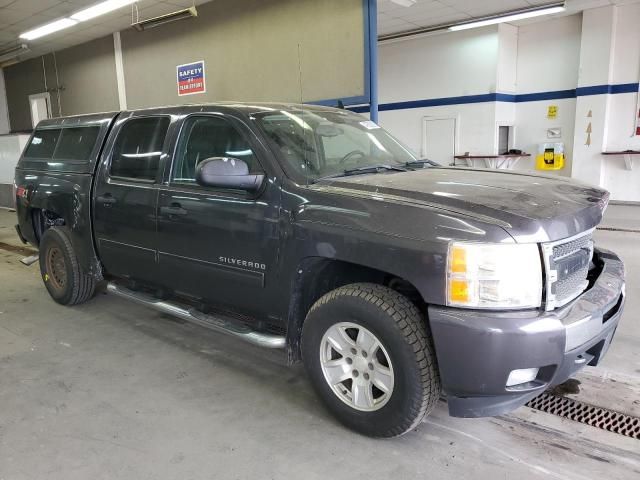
[526,393,640,440]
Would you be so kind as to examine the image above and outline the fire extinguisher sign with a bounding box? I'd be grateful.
[177,60,206,96]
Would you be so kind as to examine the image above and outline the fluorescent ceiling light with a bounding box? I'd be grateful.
[390,0,416,6]
[449,6,565,31]
[71,0,138,22]
[19,18,77,40]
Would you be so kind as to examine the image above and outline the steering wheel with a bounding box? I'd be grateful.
[339,150,366,165]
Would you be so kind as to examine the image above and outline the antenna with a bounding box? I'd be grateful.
[297,43,304,105]
[297,42,309,185]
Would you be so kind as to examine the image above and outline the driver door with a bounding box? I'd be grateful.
[156,112,281,319]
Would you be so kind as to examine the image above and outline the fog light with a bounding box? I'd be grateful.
[506,368,539,387]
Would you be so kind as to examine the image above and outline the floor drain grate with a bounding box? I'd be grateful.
[597,226,640,233]
[526,393,640,440]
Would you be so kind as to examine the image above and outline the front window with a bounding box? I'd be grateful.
[254,108,417,183]
[172,115,261,186]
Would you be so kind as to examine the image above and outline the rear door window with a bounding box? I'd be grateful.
[110,117,170,181]
[24,129,61,158]
[53,126,100,161]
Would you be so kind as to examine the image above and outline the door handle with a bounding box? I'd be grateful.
[97,194,116,206]
[160,204,188,216]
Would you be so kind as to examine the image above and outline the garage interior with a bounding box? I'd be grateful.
[0,0,639,478]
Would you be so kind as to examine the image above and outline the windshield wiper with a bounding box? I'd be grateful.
[315,164,408,182]
[405,159,440,168]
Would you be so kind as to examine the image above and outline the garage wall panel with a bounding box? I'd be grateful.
[3,56,52,132]
[120,0,366,108]
[3,36,119,132]
[54,36,120,118]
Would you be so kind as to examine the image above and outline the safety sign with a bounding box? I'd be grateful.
[177,61,206,96]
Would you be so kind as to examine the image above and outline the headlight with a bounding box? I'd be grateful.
[446,242,542,309]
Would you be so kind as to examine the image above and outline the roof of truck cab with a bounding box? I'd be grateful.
[120,102,347,117]
[36,111,120,129]
[35,102,349,128]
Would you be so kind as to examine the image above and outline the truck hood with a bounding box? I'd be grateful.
[318,167,609,242]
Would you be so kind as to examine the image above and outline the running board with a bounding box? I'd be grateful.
[106,283,286,349]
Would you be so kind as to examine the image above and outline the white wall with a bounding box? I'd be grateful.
[378,26,501,160]
[377,15,585,169]
[496,24,518,94]
[379,26,499,102]
[516,15,582,94]
[570,3,640,201]
[601,2,640,200]
[512,14,583,175]
[0,134,29,184]
[376,6,639,200]
[379,103,497,158]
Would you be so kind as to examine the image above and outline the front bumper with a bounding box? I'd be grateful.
[428,248,625,418]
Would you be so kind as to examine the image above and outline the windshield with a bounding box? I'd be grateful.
[254,108,418,183]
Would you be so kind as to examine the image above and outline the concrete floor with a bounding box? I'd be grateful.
[0,206,639,480]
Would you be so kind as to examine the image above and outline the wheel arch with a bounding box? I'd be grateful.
[21,175,103,280]
[285,257,426,364]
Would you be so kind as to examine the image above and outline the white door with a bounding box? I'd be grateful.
[28,93,52,128]
[422,117,456,165]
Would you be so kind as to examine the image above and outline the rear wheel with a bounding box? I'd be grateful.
[39,227,96,305]
[302,283,441,437]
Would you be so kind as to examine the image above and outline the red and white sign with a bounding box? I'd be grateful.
[176,60,206,96]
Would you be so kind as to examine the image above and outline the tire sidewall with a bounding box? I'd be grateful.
[302,291,427,436]
[39,228,76,305]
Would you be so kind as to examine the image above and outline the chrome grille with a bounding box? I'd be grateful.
[552,234,592,260]
[542,230,594,311]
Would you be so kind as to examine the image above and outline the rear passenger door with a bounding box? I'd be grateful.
[93,115,171,283]
[156,112,281,319]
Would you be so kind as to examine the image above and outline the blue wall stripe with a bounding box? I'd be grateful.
[348,82,640,113]
[514,89,576,102]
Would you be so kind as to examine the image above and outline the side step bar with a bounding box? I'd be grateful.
[106,283,286,349]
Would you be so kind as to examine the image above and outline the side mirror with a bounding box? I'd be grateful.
[195,157,265,191]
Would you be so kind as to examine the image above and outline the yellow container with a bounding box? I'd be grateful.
[536,153,565,170]
[536,143,565,170]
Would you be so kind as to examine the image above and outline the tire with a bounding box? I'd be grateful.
[301,283,441,437]
[39,226,96,306]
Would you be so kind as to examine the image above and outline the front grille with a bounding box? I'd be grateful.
[554,260,590,301]
[542,230,594,310]
[552,234,592,260]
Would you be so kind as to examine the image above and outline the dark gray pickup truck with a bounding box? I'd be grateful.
[14,103,625,437]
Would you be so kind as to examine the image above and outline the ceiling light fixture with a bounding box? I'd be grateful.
[19,18,78,40]
[390,0,416,6]
[0,43,29,63]
[132,6,198,32]
[449,5,565,31]
[71,0,138,22]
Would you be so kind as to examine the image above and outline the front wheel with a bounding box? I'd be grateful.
[302,283,441,437]
[39,227,96,306]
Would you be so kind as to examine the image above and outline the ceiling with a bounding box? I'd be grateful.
[378,0,640,37]
[0,0,210,59]
[2,0,640,61]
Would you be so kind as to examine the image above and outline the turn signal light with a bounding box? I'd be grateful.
[450,245,467,273]
[449,279,469,303]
